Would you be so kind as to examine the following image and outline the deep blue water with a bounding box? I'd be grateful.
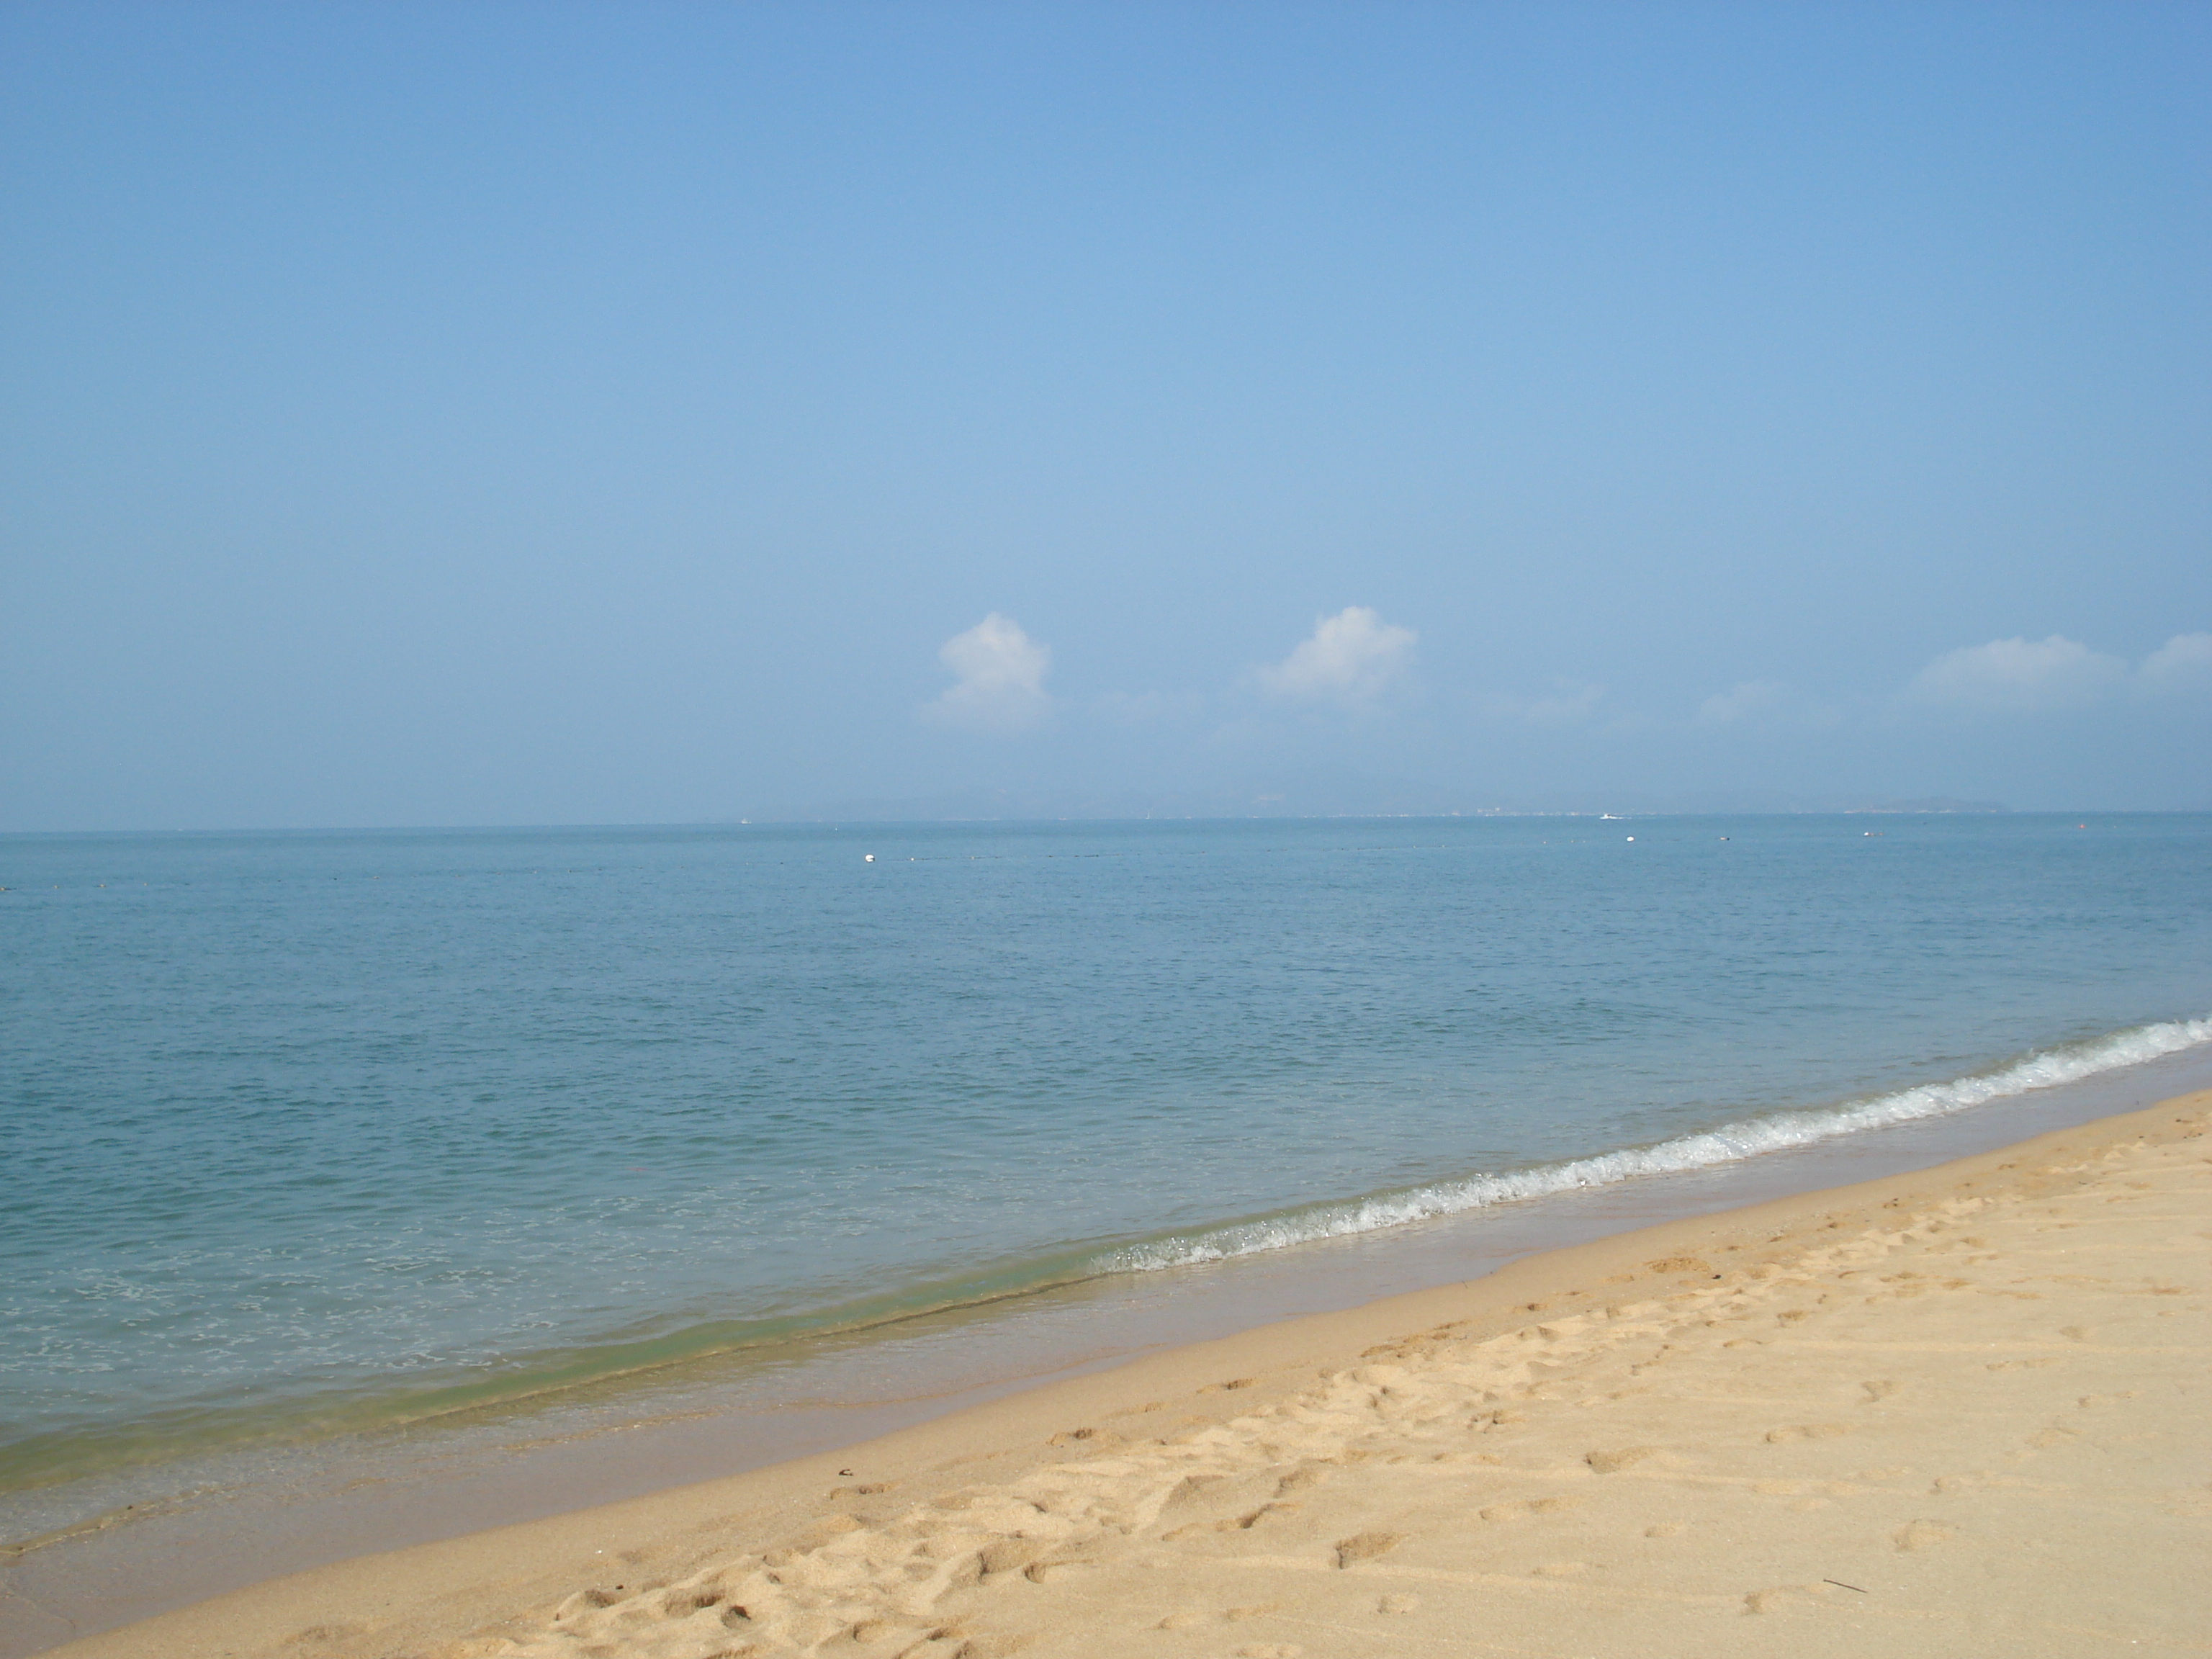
[3,814,2209,1491]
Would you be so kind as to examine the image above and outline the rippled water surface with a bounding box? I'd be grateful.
[4,814,2209,1491]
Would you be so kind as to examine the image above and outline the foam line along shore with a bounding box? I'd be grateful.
[3,1030,2208,1656]
[27,1089,2211,1659]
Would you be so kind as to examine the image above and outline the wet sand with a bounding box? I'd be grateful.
[27,1089,2210,1659]
[12,1040,2208,1659]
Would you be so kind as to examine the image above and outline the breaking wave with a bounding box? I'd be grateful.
[1097,1014,2212,1273]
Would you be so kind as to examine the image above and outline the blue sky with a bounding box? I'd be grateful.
[4,1,2206,827]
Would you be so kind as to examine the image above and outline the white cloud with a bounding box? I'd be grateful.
[1256,607,1416,705]
[2136,631,2212,695]
[920,613,1053,732]
[1902,635,2128,713]
[1481,679,1606,725]
[1697,679,1788,725]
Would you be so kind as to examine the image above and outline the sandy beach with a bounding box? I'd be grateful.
[35,1091,2211,1659]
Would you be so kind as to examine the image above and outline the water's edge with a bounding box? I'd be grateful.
[4,1028,2208,1659]
[6,1012,2205,1501]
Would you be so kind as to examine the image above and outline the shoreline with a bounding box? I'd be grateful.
[23,1010,2203,1517]
[19,1086,2211,1658]
[6,1031,2209,1652]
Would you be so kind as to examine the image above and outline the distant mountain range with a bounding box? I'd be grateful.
[732,779,2010,823]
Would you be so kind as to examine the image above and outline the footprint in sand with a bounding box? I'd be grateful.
[978,1539,1049,1576]
[1586,1446,1663,1473]
[1334,1532,1405,1567]
[1894,1519,1956,1551]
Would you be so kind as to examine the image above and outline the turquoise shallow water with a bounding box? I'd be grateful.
[3,814,2210,1498]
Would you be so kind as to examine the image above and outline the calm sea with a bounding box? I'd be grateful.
[4,814,2211,1527]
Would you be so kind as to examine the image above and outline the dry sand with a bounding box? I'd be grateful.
[38,1092,2212,1659]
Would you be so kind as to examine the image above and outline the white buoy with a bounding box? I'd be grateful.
[1625,835,1635,842]
[864,853,876,863]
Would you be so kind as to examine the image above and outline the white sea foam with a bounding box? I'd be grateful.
[1100,1015,2212,1274]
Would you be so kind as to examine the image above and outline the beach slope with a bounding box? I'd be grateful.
[40,1093,2211,1659]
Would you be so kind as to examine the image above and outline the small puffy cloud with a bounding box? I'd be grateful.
[920,613,1052,732]
[1256,606,1416,704]
[2136,631,2212,695]
[1481,678,1606,725]
[1902,635,2128,713]
[1697,679,1788,725]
